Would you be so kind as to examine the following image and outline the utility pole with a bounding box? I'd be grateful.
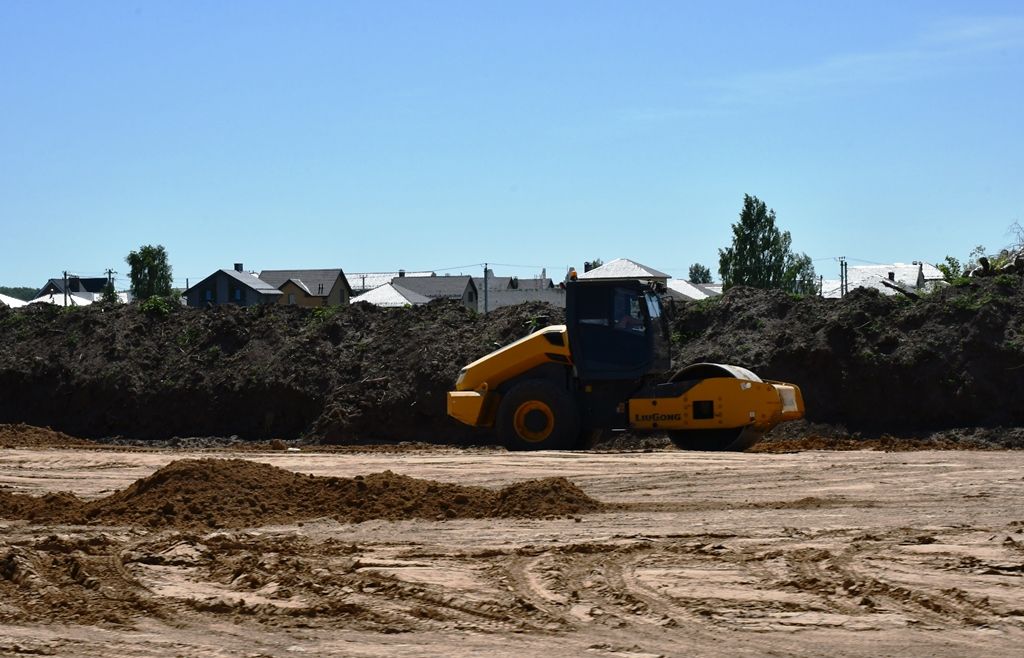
[838,257,847,297]
[62,270,68,306]
[483,263,489,314]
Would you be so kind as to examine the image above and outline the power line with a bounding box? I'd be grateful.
[425,262,485,273]
[487,262,548,269]
[845,256,889,265]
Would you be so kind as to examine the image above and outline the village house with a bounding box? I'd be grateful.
[258,268,352,306]
[351,282,432,307]
[821,262,945,298]
[577,258,671,285]
[389,274,478,310]
[29,276,110,305]
[0,293,28,308]
[665,279,720,302]
[347,270,434,296]
[471,268,562,312]
[183,264,282,307]
[34,276,109,300]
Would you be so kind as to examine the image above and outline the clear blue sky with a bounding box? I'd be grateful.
[2,0,1022,289]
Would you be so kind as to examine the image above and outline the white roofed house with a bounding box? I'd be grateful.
[28,275,116,305]
[821,262,945,298]
[0,293,28,308]
[351,283,431,308]
[29,292,94,306]
[388,274,479,310]
[347,270,434,296]
[665,279,720,302]
[576,258,670,285]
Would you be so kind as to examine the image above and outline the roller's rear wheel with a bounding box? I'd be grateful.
[667,427,763,452]
[498,380,580,451]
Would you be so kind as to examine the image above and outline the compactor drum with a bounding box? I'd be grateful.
[447,279,804,450]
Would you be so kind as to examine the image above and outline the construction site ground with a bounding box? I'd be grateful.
[3,437,1024,657]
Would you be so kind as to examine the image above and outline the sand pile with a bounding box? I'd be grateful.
[0,458,603,528]
[0,423,95,448]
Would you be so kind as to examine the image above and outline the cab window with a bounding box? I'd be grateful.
[613,289,645,333]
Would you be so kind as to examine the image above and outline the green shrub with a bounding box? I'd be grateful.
[140,296,175,318]
[308,305,342,325]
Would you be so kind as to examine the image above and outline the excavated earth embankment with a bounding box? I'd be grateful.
[0,275,1022,445]
[671,275,1024,440]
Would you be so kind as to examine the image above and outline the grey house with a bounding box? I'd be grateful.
[183,264,283,307]
[391,274,478,310]
[469,269,561,312]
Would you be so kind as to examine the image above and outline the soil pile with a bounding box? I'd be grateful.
[0,275,1022,443]
[0,299,558,442]
[0,458,603,528]
[0,423,95,448]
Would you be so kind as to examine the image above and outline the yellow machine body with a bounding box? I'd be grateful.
[447,325,572,428]
[628,377,804,433]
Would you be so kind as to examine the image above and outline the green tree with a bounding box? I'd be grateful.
[99,280,120,304]
[936,255,963,283]
[784,252,819,295]
[126,244,173,300]
[687,263,712,284]
[718,194,817,294]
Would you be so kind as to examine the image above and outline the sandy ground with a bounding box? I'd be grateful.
[2,446,1024,657]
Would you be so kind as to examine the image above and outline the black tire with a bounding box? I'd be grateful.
[498,380,580,451]
[667,427,762,452]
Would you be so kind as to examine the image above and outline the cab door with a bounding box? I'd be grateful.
[566,281,655,381]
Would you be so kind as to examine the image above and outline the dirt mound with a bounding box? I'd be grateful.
[0,299,559,443]
[0,423,95,448]
[0,275,1022,444]
[495,477,603,517]
[670,275,1024,435]
[0,459,604,528]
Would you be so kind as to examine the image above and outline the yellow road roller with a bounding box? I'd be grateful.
[448,279,803,450]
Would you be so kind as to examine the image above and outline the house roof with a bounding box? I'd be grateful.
[516,277,555,290]
[281,278,312,295]
[666,279,717,301]
[577,258,671,281]
[223,268,283,294]
[390,275,476,299]
[351,283,432,307]
[821,262,943,299]
[29,292,94,306]
[258,269,352,296]
[185,269,283,296]
[348,271,434,292]
[472,276,514,291]
[471,275,555,291]
[37,277,109,297]
[0,293,28,308]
